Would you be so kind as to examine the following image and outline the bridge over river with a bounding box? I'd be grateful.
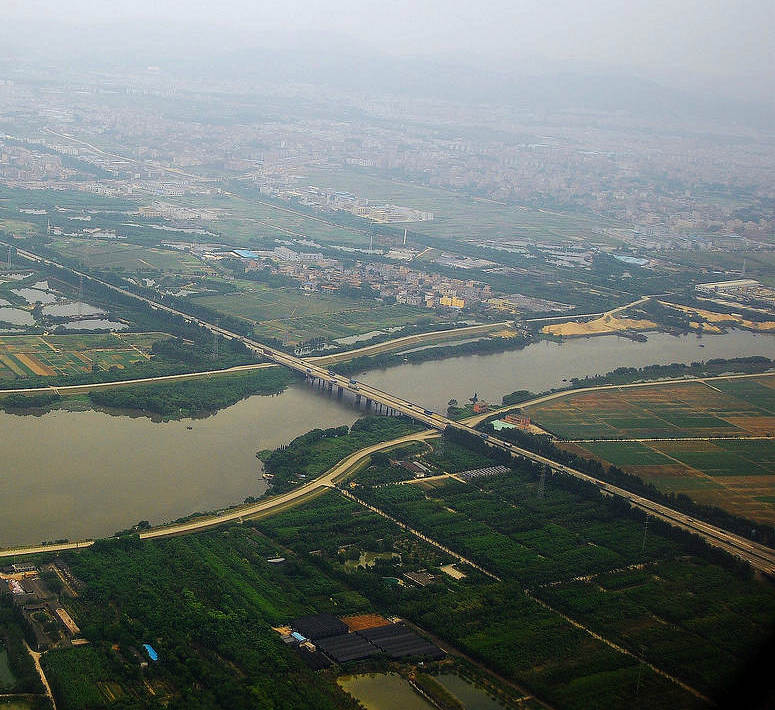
[3,243,775,577]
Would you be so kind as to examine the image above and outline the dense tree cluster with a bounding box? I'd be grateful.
[486,424,775,548]
[0,596,45,695]
[88,368,293,418]
[264,416,420,492]
[570,356,773,388]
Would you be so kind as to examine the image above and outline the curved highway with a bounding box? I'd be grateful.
[5,244,775,575]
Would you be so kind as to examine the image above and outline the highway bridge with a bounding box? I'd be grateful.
[8,244,775,576]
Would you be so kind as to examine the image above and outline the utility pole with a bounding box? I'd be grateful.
[641,519,649,554]
[78,274,84,318]
[537,466,546,499]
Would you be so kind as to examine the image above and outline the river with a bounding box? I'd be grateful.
[0,329,772,546]
[358,329,775,413]
[0,388,359,547]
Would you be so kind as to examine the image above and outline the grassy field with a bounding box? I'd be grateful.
[533,376,775,523]
[47,238,209,274]
[194,285,442,344]
[0,218,40,237]
[255,305,442,344]
[0,332,169,380]
[663,249,775,288]
[194,284,359,322]
[171,191,369,247]
[169,167,617,248]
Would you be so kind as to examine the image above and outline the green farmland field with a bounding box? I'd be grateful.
[0,332,169,380]
[528,378,775,440]
[531,376,775,524]
[194,285,442,344]
[48,238,209,274]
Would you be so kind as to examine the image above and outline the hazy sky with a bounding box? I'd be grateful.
[4,0,774,92]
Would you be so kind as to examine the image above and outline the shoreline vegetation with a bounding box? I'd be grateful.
[0,354,772,421]
[85,368,294,418]
[332,334,531,376]
[0,368,294,419]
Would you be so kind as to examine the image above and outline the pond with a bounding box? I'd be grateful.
[435,673,504,710]
[42,302,106,318]
[0,308,35,326]
[10,288,57,305]
[59,319,128,331]
[338,673,434,710]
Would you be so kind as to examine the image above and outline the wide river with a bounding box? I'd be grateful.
[1,329,772,546]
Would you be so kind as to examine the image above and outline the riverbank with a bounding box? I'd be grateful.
[2,329,774,546]
[332,334,530,377]
[0,368,295,420]
[359,329,775,414]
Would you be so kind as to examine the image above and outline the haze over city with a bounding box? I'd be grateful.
[0,2,773,709]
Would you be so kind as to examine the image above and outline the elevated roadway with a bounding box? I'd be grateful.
[5,244,775,575]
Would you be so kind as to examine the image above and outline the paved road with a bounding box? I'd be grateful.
[524,294,654,324]
[140,431,435,539]
[0,321,509,396]
[465,371,775,426]
[4,244,775,575]
[25,641,58,710]
[0,432,435,558]
[566,436,774,443]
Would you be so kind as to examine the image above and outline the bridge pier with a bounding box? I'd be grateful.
[355,394,361,406]
[365,398,372,410]
[337,386,343,398]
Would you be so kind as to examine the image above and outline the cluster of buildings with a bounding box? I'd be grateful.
[233,246,495,311]
[2,64,774,244]
[695,279,775,310]
[138,201,219,222]
[259,183,434,224]
[1,561,85,651]
[275,612,444,668]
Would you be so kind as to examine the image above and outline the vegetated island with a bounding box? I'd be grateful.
[86,368,294,419]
